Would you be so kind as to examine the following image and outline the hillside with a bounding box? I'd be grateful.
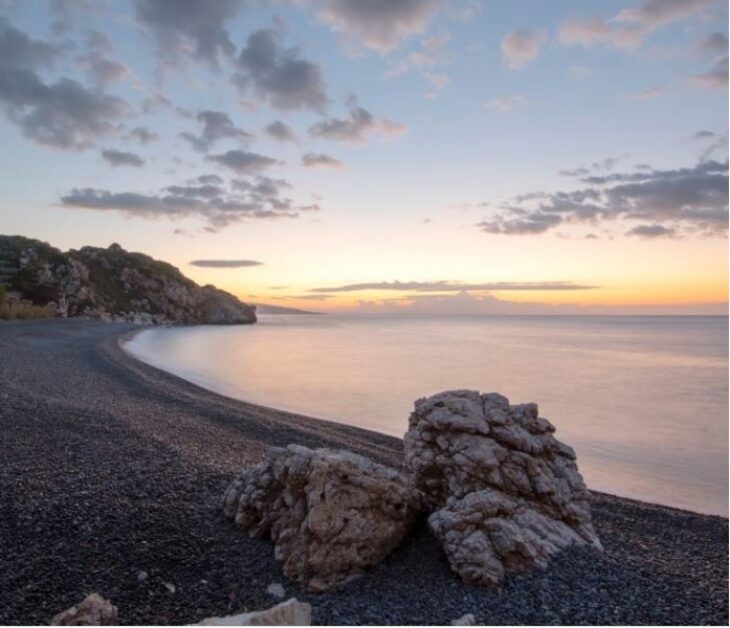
[0,235,256,325]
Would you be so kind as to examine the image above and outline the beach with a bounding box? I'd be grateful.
[0,319,727,625]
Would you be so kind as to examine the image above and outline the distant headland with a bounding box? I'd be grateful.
[0,235,256,325]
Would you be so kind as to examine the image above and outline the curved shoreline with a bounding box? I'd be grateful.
[0,319,727,625]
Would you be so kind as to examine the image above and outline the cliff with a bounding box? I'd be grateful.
[0,235,257,325]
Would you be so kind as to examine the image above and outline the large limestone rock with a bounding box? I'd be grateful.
[222,445,421,592]
[51,593,117,625]
[197,598,311,626]
[404,390,601,586]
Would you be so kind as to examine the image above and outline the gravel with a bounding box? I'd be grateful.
[0,319,727,625]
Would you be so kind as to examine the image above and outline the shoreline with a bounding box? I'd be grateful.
[0,319,727,625]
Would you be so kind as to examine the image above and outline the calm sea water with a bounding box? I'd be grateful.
[125,314,729,516]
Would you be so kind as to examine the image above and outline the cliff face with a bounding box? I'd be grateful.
[0,235,257,325]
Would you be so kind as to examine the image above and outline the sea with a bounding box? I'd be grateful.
[124,314,729,516]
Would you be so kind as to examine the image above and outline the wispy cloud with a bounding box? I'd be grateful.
[483,94,527,112]
[309,280,596,293]
[189,259,263,268]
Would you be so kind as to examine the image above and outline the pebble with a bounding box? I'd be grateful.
[266,583,285,599]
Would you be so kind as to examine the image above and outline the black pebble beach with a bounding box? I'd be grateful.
[0,319,727,625]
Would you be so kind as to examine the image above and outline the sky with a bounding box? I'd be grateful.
[0,0,727,314]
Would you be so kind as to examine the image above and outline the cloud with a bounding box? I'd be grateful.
[206,149,281,175]
[127,126,159,144]
[180,110,253,152]
[302,152,344,169]
[500,29,547,69]
[0,21,130,149]
[568,65,594,80]
[691,56,728,90]
[309,280,595,293]
[631,85,664,100]
[189,259,263,268]
[265,120,297,142]
[134,0,241,69]
[692,129,728,161]
[558,0,715,51]
[77,30,130,86]
[694,32,728,55]
[60,173,314,230]
[101,148,145,167]
[234,29,327,111]
[626,224,676,237]
[317,0,440,53]
[350,290,726,316]
[483,94,527,112]
[308,106,407,143]
[475,160,728,237]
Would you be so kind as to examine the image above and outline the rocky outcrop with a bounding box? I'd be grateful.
[197,598,311,626]
[222,445,421,592]
[50,594,117,625]
[0,235,256,324]
[404,390,601,587]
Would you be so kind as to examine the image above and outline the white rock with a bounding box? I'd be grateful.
[405,389,601,587]
[51,593,117,626]
[451,613,476,625]
[197,598,311,626]
[222,445,421,592]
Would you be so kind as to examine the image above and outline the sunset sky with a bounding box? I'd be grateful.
[0,0,727,313]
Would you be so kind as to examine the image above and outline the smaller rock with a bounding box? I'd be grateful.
[451,614,476,626]
[164,583,176,594]
[51,593,117,625]
[136,571,148,583]
[266,582,286,599]
[197,598,311,626]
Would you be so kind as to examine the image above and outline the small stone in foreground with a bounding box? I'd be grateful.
[197,598,311,626]
[50,593,117,626]
[451,613,476,625]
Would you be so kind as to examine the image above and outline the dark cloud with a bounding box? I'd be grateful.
[60,172,314,230]
[302,152,343,169]
[694,32,728,55]
[101,148,145,167]
[234,29,327,111]
[691,56,728,90]
[626,224,676,237]
[127,126,159,144]
[189,259,263,268]
[308,106,406,143]
[206,149,280,175]
[477,213,563,235]
[194,174,224,185]
[265,120,297,142]
[310,280,595,293]
[180,110,253,152]
[0,21,131,149]
[134,0,241,69]
[77,30,129,86]
[318,0,440,52]
[476,160,728,237]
